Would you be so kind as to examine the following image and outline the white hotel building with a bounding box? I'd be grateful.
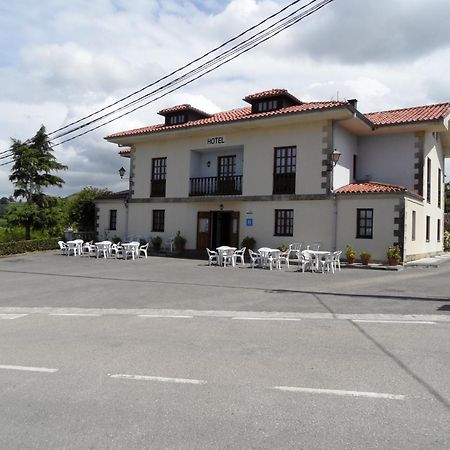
[96,89,450,262]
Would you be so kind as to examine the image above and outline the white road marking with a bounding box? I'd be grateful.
[138,315,193,319]
[49,313,101,317]
[0,314,28,320]
[272,386,405,400]
[352,319,436,325]
[108,373,206,385]
[0,364,58,373]
[232,317,301,321]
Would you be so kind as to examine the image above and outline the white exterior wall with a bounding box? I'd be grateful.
[332,124,358,190]
[358,133,416,189]
[131,119,327,199]
[420,132,445,255]
[403,197,425,260]
[124,200,335,251]
[336,195,401,262]
[96,200,127,241]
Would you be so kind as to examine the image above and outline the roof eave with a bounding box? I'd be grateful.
[105,105,353,143]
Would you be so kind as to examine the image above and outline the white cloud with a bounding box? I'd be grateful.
[0,0,449,197]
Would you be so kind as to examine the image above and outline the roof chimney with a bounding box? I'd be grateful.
[348,98,358,109]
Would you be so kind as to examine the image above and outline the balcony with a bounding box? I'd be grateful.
[190,175,242,196]
[273,173,295,195]
[151,179,166,197]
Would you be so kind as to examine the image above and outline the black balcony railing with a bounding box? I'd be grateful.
[151,179,166,197]
[273,173,295,194]
[190,175,242,196]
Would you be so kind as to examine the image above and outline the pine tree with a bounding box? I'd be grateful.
[8,126,67,240]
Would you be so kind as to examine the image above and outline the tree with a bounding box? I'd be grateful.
[8,126,67,239]
[66,186,111,231]
[6,197,67,237]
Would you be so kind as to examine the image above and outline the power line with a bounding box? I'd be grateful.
[52,0,334,147]
[51,0,324,143]
[47,0,308,138]
[0,159,14,167]
[0,0,335,163]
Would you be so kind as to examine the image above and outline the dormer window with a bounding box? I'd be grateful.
[158,104,211,126]
[243,89,302,115]
[169,114,185,125]
[257,99,279,112]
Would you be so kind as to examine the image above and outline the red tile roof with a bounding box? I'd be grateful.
[366,103,450,126]
[336,181,408,195]
[244,88,288,100]
[105,88,450,140]
[158,104,211,117]
[243,88,302,105]
[118,147,131,157]
[106,101,348,139]
[158,104,191,114]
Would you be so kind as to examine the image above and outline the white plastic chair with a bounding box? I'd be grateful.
[267,250,281,270]
[58,241,68,256]
[288,243,302,265]
[139,243,149,258]
[81,241,93,256]
[165,236,175,252]
[232,247,246,266]
[110,243,121,258]
[249,250,261,269]
[311,242,321,251]
[301,250,314,272]
[206,248,218,266]
[332,251,342,272]
[278,250,290,269]
[318,252,334,273]
[298,253,312,273]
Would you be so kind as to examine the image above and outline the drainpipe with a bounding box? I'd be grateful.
[328,149,341,251]
[332,193,338,251]
[124,195,129,240]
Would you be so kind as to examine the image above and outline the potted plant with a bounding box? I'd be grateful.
[345,245,356,264]
[278,243,288,252]
[360,251,371,265]
[386,245,401,266]
[241,236,256,251]
[174,231,186,252]
[151,236,162,251]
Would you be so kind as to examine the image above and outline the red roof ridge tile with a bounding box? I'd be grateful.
[366,102,450,116]
[336,181,408,195]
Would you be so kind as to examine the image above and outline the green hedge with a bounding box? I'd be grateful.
[0,238,60,256]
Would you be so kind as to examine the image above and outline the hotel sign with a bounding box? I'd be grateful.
[207,136,225,145]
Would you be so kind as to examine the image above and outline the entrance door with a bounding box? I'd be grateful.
[197,210,240,250]
[196,211,211,250]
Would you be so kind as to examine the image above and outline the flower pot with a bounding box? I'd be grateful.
[388,257,399,266]
[361,257,370,266]
[347,256,355,264]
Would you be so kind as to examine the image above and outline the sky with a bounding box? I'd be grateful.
[1,0,449,198]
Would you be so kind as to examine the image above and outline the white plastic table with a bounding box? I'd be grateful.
[303,250,331,272]
[216,246,236,266]
[95,241,112,259]
[122,242,140,260]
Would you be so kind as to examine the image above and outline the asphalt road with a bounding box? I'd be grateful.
[0,252,449,449]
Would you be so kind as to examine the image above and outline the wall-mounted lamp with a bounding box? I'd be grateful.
[329,149,341,168]
[206,161,211,168]
[118,166,126,179]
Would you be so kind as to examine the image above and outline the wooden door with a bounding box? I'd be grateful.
[197,211,211,250]
[230,211,240,248]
